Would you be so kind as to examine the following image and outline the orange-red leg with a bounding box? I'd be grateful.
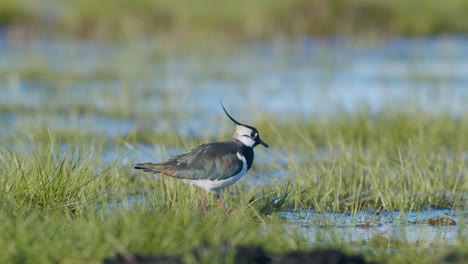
[216,194,229,215]
[201,192,208,215]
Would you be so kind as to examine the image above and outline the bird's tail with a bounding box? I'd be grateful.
[134,163,162,173]
[134,163,177,178]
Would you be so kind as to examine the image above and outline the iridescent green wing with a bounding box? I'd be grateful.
[161,142,244,181]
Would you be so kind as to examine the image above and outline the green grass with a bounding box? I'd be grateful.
[262,111,467,212]
[0,109,466,263]
[2,0,468,39]
[1,16,466,261]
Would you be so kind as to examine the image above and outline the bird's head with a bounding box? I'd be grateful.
[221,102,269,148]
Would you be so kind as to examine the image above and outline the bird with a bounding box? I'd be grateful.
[134,102,269,215]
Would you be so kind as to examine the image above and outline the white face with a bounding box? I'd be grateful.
[233,125,257,147]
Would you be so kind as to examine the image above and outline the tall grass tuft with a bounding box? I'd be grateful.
[0,139,109,214]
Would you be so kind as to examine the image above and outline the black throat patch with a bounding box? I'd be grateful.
[237,143,254,170]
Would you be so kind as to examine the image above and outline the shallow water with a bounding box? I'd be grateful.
[1,36,468,139]
[279,208,466,244]
[105,193,466,245]
[2,36,467,246]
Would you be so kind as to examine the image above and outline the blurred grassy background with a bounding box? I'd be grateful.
[1,1,467,263]
[2,0,468,39]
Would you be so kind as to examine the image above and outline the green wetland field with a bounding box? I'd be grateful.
[1,37,467,263]
[1,1,468,263]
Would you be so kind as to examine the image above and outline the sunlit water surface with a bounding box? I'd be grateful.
[1,36,467,245]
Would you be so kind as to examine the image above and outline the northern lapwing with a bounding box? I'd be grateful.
[134,102,269,214]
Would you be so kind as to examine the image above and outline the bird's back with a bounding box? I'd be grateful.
[134,140,254,181]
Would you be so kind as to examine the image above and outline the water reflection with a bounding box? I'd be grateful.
[278,208,466,244]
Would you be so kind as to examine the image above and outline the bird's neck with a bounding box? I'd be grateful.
[235,142,254,170]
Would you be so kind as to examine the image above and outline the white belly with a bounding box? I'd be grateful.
[182,152,248,194]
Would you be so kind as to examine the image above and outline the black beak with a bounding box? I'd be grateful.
[258,138,269,148]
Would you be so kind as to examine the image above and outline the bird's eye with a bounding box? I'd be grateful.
[250,132,258,138]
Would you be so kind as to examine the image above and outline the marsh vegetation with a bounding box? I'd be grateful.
[0,2,467,263]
